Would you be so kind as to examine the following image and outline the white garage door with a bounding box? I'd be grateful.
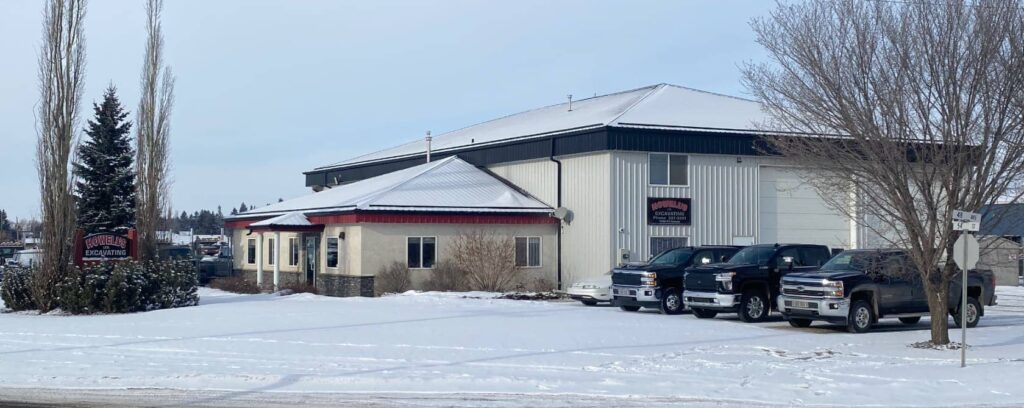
[759,167,850,248]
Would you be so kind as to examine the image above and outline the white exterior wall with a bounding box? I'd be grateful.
[488,151,862,284]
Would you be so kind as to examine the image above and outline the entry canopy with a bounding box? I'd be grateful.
[230,156,553,219]
[250,212,313,227]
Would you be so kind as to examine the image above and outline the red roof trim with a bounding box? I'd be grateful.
[225,212,557,230]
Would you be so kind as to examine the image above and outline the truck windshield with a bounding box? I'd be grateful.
[650,248,693,265]
[725,246,775,265]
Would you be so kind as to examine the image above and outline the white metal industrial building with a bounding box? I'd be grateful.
[230,83,865,295]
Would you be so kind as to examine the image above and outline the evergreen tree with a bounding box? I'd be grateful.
[238,202,248,213]
[230,207,238,216]
[74,86,136,232]
[0,209,10,241]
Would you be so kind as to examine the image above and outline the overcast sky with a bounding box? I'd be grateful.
[0,0,773,221]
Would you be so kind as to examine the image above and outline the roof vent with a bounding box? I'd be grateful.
[425,130,432,163]
[567,94,573,112]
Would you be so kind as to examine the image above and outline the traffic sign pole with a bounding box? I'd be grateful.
[952,209,980,368]
[961,234,967,368]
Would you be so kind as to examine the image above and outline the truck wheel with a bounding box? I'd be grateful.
[847,300,874,333]
[738,290,769,323]
[619,305,641,312]
[898,316,921,325]
[659,288,684,315]
[788,318,812,328]
[952,297,982,328]
[692,308,718,319]
[581,300,598,306]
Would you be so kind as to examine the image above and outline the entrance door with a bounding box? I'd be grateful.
[304,235,319,285]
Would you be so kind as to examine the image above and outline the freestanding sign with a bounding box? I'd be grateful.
[74,229,137,266]
[952,209,981,368]
[647,198,692,225]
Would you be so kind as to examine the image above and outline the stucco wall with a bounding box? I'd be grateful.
[357,222,558,289]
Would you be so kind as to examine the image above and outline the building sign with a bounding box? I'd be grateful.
[81,232,132,260]
[647,197,692,225]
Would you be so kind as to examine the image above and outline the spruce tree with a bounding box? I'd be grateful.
[74,86,136,232]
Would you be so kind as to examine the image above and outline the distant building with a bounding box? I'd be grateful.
[980,204,1024,286]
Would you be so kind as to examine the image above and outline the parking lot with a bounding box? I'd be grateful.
[0,286,1020,407]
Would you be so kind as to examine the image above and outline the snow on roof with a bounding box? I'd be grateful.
[231,157,553,219]
[315,83,772,171]
[250,212,312,227]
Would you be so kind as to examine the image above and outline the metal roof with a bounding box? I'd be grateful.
[312,83,771,172]
[981,204,1024,238]
[250,212,313,227]
[230,156,553,219]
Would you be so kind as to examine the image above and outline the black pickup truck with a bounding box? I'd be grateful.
[778,249,998,333]
[611,246,742,314]
[684,243,833,322]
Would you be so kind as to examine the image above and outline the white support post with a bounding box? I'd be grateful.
[256,232,264,288]
[273,231,281,291]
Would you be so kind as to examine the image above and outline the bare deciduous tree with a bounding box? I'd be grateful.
[136,0,175,261]
[744,0,1024,344]
[451,230,523,292]
[34,0,87,312]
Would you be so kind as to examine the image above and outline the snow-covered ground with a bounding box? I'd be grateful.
[0,287,1022,407]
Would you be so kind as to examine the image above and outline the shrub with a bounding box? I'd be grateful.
[209,276,261,294]
[30,259,200,314]
[450,230,523,292]
[375,261,411,295]
[280,281,319,295]
[423,260,467,291]
[1,267,36,311]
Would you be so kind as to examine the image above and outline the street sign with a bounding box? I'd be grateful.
[953,231,980,368]
[953,234,980,271]
[953,210,981,223]
[953,221,980,232]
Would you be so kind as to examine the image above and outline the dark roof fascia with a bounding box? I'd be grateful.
[305,126,778,187]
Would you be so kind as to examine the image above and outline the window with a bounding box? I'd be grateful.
[407,237,436,268]
[799,247,831,267]
[649,153,688,186]
[775,248,802,268]
[326,238,339,268]
[650,237,688,258]
[267,239,275,265]
[247,239,256,264]
[289,238,299,266]
[515,236,542,267]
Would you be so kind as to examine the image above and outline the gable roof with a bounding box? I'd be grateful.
[230,156,552,219]
[313,83,770,171]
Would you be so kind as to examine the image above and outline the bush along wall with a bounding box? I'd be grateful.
[3,260,198,314]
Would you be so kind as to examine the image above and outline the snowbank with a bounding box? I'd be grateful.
[0,286,1021,407]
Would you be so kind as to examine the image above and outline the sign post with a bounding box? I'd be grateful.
[952,210,980,368]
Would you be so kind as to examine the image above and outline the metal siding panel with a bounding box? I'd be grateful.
[487,160,558,207]
[612,152,760,261]
[560,153,613,284]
